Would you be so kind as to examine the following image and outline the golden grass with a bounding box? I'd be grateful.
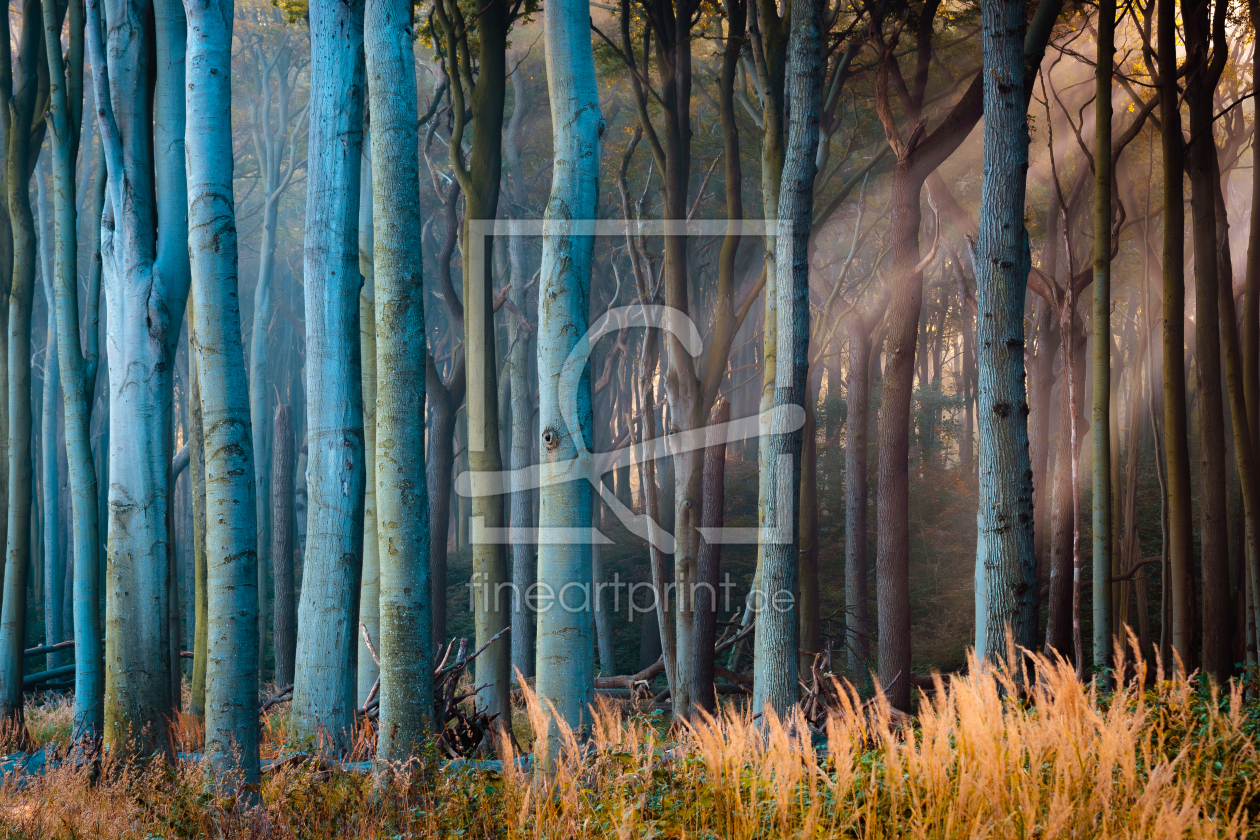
[0,644,1256,839]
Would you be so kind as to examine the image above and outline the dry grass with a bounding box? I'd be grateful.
[0,644,1257,839]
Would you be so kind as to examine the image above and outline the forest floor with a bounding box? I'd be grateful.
[0,650,1258,838]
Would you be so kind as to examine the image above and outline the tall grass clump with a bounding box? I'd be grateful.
[0,642,1255,838]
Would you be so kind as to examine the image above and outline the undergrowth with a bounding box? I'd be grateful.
[0,644,1257,838]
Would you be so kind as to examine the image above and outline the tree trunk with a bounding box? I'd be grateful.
[433,0,512,733]
[366,0,435,751]
[184,0,260,782]
[1183,0,1230,680]
[38,172,65,674]
[188,304,208,717]
[504,65,536,681]
[85,0,190,754]
[0,0,47,729]
[752,0,822,717]
[972,0,1038,660]
[845,324,873,676]
[426,355,464,653]
[1046,313,1083,658]
[357,192,379,707]
[43,0,102,737]
[1158,0,1195,670]
[798,367,821,674]
[1091,0,1115,672]
[535,0,600,738]
[271,405,296,689]
[293,0,367,753]
[692,400,729,715]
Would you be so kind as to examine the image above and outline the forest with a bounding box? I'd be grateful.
[0,0,1257,833]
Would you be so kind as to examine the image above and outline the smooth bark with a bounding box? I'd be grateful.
[366,0,434,752]
[292,0,367,753]
[751,0,823,717]
[535,0,601,737]
[184,0,260,783]
[271,405,296,688]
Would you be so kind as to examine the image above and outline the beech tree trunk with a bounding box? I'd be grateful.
[535,0,601,737]
[86,0,191,754]
[292,0,367,753]
[42,0,102,737]
[845,324,873,676]
[366,0,435,751]
[692,400,729,715]
[188,305,208,717]
[271,405,296,689]
[1091,0,1115,672]
[973,0,1038,659]
[184,0,260,783]
[1183,0,1231,681]
[1158,0,1195,669]
[752,0,823,717]
[0,0,47,728]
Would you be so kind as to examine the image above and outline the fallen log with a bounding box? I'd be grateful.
[24,640,73,658]
[23,665,75,689]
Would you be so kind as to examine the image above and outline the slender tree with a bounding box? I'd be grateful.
[692,400,730,715]
[184,0,260,783]
[535,0,601,738]
[432,0,513,729]
[503,64,536,680]
[37,171,64,674]
[972,0,1038,661]
[42,0,102,738]
[0,0,50,729]
[357,169,379,706]
[85,0,191,754]
[292,0,367,753]
[188,303,209,717]
[1091,0,1115,673]
[751,0,824,718]
[271,404,297,688]
[1156,0,1194,669]
[366,0,434,753]
[1182,0,1231,680]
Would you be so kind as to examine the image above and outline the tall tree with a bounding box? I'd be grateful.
[271,404,297,688]
[292,0,367,753]
[184,0,261,784]
[85,0,190,755]
[1091,0,1115,673]
[431,0,514,729]
[535,0,601,737]
[503,64,536,681]
[751,0,824,717]
[357,164,379,706]
[972,0,1038,660]
[366,0,434,754]
[0,0,49,728]
[1182,0,1231,680]
[1156,0,1194,669]
[42,0,102,738]
[188,305,209,716]
[37,170,64,673]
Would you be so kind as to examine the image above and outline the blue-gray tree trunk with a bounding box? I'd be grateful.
[292,0,367,754]
[183,0,261,785]
[972,0,1039,661]
[365,0,433,752]
[750,0,823,718]
[535,0,601,742]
